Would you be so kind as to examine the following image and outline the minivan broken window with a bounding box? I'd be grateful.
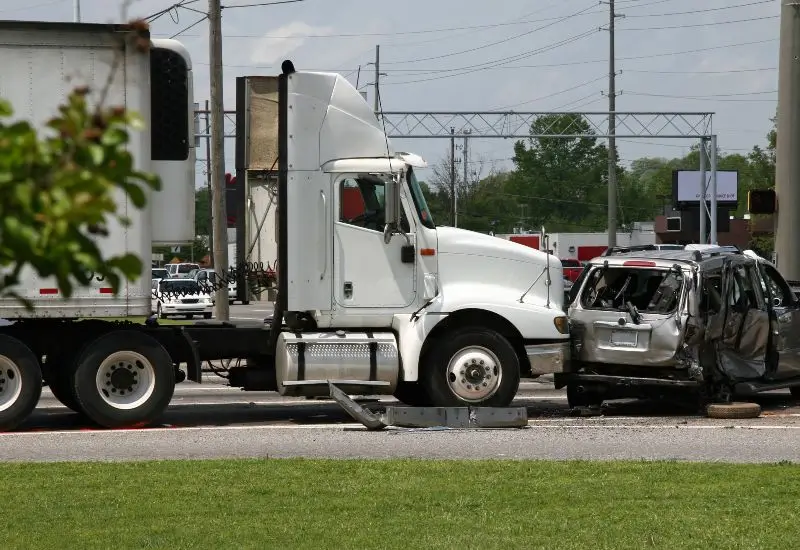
[580,267,684,314]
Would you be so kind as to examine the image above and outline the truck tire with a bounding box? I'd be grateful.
[790,385,800,399]
[70,331,175,428]
[705,402,762,419]
[44,354,82,414]
[422,327,520,407]
[393,381,432,407]
[0,335,43,432]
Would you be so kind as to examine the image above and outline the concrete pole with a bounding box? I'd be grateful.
[606,0,618,248]
[205,100,214,266]
[373,45,380,117]
[460,129,471,228]
[775,0,800,278]
[710,134,718,245]
[450,127,456,226]
[209,0,229,320]
[73,0,80,22]
[699,138,707,245]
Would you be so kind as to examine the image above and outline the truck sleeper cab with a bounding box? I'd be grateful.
[560,247,800,407]
[233,68,571,408]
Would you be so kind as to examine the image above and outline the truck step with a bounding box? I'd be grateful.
[282,379,390,387]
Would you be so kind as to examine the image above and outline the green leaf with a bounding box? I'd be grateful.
[124,182,146,208]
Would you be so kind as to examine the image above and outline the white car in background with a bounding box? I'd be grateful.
[165,262,200,279]
[151,278,214,320]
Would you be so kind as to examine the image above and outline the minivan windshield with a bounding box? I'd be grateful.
[580,266,684,314]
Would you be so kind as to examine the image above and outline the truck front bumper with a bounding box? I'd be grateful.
[525,341,570,375]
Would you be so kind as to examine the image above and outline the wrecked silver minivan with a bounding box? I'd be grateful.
[558,247,800,407]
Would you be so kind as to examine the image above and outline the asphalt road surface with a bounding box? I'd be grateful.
[4,373,800,463]
[3,302,800,463]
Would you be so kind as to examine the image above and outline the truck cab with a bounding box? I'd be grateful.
[236,67,571,407]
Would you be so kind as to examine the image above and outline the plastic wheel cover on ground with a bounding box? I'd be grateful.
[705,402,762,419]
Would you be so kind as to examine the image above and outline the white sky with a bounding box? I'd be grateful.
[1,0,781,186]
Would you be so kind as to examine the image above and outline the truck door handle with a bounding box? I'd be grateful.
[344,281,353,299]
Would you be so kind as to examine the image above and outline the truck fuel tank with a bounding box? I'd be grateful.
[275,331,399,397]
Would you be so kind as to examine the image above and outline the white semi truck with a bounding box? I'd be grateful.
[0,21,569,432]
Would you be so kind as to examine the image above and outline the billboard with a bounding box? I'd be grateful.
[672,170,738,207]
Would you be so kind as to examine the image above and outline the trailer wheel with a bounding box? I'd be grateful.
[43,354,82,413]
[422,327,520,407]
[0,335,42,432]
[71,331,175,428]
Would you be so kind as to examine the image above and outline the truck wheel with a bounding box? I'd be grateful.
[790,385,800,399]
[422,327,520,407]
[43,354,82,413]
[71,331,175,428]
[0,335,43,432]
[393,381,432,407]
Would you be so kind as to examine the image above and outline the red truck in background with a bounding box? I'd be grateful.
[560,258,584,282]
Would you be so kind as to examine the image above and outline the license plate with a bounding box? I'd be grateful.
[610,330,637,347]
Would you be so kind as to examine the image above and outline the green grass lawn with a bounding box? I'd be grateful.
[0,459,797,549]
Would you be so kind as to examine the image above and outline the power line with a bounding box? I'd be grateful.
[187,37,777,71]
[170,15,208,39]
[221,0,304,8]
[382,29,598,85]
[490,74,608,111]
[625,90,777,102]
[624,0,773,18]
[381,2,599,66]
[620,15,779,31]
[625,67,776,74]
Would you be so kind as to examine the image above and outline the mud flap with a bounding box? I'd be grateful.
[328,382,528,430]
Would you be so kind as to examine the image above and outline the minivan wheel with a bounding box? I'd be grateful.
[567,383,603,408]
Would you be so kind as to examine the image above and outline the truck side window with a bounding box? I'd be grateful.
[339,177,408,232]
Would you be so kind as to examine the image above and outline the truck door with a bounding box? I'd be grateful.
[758,263,800,379]
[333,175,417,308]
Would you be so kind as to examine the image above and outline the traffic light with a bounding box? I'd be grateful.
[225,173,238,227]
[747,189,776,215]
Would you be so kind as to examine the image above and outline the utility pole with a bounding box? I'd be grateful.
[73,0,80,22]
[461,129,471,229]
[605,0,620,248]
[775,0,800,279]
[373,45,380,116]
[450,127,456,226]
[209,0,229,320]
[205,100,214,266]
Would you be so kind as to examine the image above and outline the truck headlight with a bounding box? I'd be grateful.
[553,316,569,334]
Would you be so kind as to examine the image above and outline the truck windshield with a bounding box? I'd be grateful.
[407,167,435,230]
